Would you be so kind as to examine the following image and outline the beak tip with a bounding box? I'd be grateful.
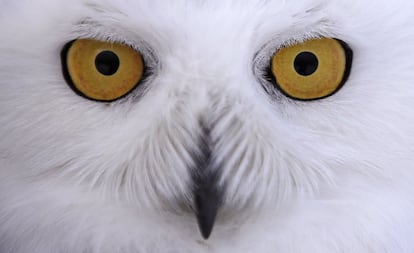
[200,229,212,240]
[194,192,220,240]
[197,215,215,239]
[201,232,212,240]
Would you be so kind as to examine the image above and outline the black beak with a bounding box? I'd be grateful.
[191,122,222,239]
[193,171,222,239]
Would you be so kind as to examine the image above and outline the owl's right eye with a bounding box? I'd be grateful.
[61,39,145,102]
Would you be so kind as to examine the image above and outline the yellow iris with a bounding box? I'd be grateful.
[271,38,351,100]
[63,39,145,102]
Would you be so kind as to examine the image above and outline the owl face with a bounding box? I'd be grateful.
[1,0,414,243]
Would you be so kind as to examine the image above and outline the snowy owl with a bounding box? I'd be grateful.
[1,0,414,252]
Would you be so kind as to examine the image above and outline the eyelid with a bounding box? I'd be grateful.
[73,19,160,67]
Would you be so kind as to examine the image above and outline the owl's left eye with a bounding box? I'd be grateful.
[61,39,145,102]
[268,38,353,101]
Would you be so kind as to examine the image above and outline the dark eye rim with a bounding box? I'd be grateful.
[265,38,353,102]
[60,39,150,103]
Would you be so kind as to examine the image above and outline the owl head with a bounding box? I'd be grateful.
[1,0,414,242]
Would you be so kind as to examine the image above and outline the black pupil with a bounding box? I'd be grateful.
[294,51,319,76]
[95,51,120,76]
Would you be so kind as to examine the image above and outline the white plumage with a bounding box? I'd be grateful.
[1,0,414,252]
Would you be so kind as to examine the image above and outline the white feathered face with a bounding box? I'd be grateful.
[1,0,414,240]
